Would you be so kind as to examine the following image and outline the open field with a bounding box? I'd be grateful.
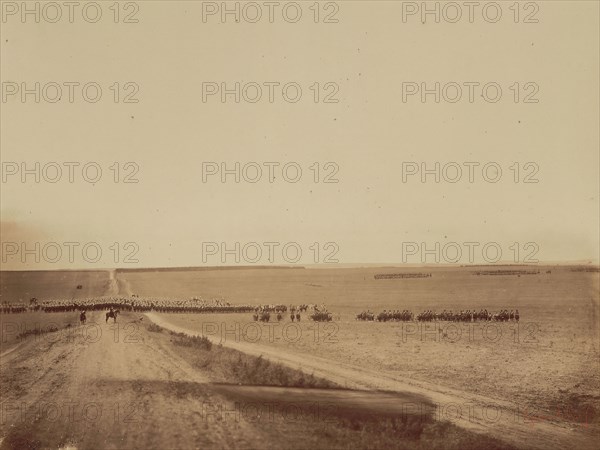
[123,264,600,422]
[116,265,598,316]
[0,270,113,303]
[1,265,599,449]
[0,310,512,450]
[149,307,600,423]
[0,311,79,349]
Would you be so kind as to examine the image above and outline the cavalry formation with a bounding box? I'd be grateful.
[357,309,520,322]
[415,309,520,322]
[252,304,332,322]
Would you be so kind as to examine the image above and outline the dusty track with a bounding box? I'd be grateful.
[0,312,267,449]
[1,309,597,449]
[146,313,599,450]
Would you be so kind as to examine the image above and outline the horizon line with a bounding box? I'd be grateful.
[1,261,599,272]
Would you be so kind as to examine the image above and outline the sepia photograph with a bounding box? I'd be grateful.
[1,1,599,449]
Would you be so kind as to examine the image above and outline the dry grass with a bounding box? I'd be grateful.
[0,311,79,347]
[157,326,516,449]
[166,328,336,388]
[147,322,164,333]
[170,331,212,350]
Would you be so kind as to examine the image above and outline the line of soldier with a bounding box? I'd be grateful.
[310,310,333,322]
[252,304,331,322]
[252,304,316,314]
[356,310,414,322]
[254,304,288,313]
[356,310,375,321]
[356,309,520,322]
[304,304,331,322]
[2,297,255,314]
[0,304,28,313]
[377,310,414,322]
[252,305,302,322]
[416,309,520,322]
[252,310,303,322]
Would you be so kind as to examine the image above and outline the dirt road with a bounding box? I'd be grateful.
[0,312,265,449]
[1,310,597,449]
[146,313,599,450]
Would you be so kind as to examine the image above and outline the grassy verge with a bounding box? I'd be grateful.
[0,311,80,347]
[146,320,516,449]
[17,323,61,339]
[150,323,336,388]
[305,416,514,450]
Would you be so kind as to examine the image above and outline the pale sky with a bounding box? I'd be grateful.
[1,1,598,269]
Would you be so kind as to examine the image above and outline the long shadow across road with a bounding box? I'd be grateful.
[209,383,436,425]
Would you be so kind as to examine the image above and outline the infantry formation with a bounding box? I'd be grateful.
[1,296,255,314]
[1,298,334,322]
[0,303,27,314]
[356,309,520,322]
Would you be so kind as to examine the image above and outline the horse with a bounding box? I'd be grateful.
[79,311,87,325]
[106,309,119,323]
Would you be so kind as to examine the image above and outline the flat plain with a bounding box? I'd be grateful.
[1,265,598,449]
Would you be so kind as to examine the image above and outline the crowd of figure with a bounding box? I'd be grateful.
[309,310,333,322]
[0,303,27,314]
[1,296,255,314]
[356,308,520,322]
[416,309,520,322]
[377,310,414,322]
[356,310,414,322]
[252,303,329,322]
[356,310,375,321]
[2,297,332,322]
